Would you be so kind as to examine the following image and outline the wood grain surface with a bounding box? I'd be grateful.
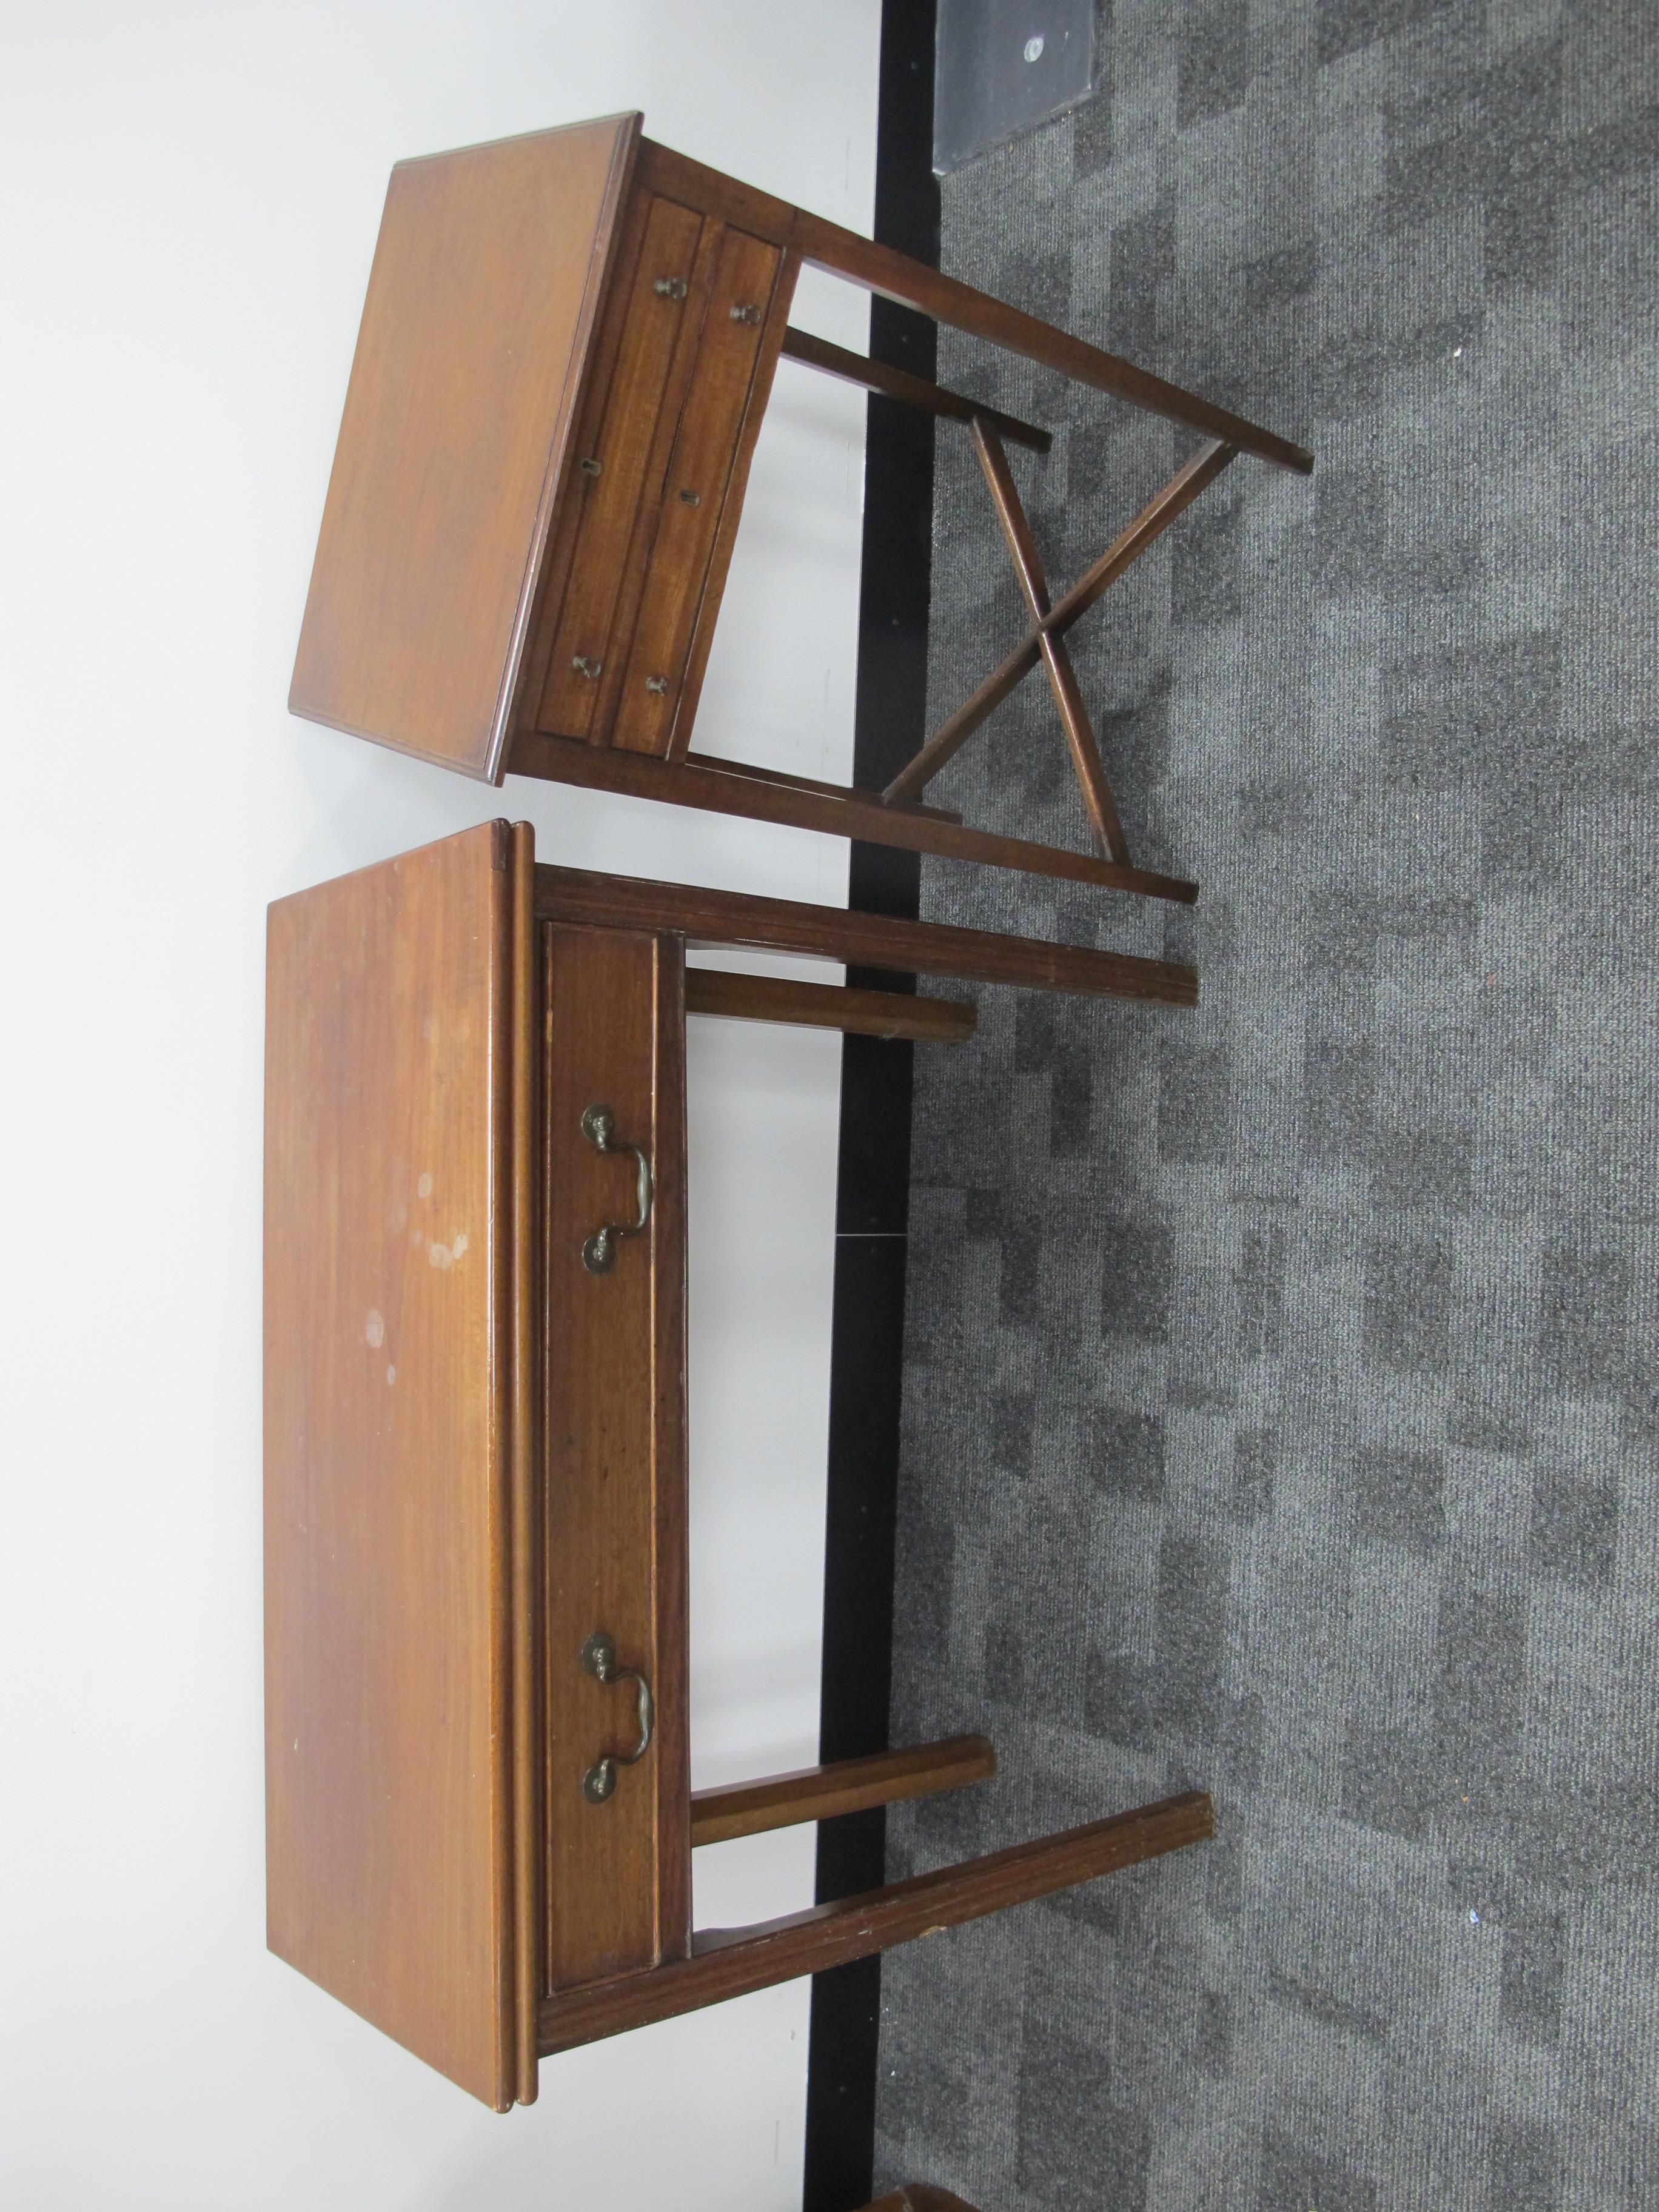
[780,323,1050,452]
[681,748,962,825]
[538,1791,1214,2054]
[791,206,1313,475]
[685,969,976,1044]
[886,439,1239,804]
[506,822,542,2103]
[690,1736,996,1847]
[635,135,1311,472]
[535,190,705,743]
[542,923,691,1988]
[264,822,1214,2103]
[865,2190,985,2212]
[509,730,1199,904]
[971,417,1129,865]
[613,224,785,754]
[291,115,1306,803]
[535,863,1199,1006]
[662,245,800,759]
[290,115,637,780]
[265,820,530,2110]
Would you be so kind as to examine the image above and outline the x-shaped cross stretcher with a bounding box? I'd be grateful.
[882,423,1240,866]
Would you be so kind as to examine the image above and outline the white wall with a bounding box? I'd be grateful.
[0,5,879,2205]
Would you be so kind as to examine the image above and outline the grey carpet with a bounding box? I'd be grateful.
[871,2,1659,2207]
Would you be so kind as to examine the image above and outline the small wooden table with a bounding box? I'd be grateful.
[864,2191,982,2212]
[290,113,1310,910]
[264,821,1214,2110]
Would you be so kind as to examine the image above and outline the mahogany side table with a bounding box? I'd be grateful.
[289,113,1312,909]
[865,2192,983,2212]
[264,820,1214,2109]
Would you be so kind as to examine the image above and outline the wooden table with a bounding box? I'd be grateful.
[289,113,1310,910]
[864,2192,982,2212]
[264,821,1214,2109]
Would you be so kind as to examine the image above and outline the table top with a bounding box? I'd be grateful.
[264,822,535,2108]
[289,115,638,784]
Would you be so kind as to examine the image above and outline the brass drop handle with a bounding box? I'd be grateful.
[581,1633,654,1802]
[579,1102,653,1273]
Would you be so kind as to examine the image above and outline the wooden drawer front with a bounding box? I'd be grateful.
[611,226,784,756]
[543,923,689,1991]
[536,196,704,742]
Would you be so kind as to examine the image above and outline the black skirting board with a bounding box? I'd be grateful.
[803,2,940,2207]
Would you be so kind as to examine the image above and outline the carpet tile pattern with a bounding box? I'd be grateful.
[871,3,1659,2205]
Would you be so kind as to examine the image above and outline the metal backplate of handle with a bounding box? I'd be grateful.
[581,1632,654,1802]
[579,1102,653,1273]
